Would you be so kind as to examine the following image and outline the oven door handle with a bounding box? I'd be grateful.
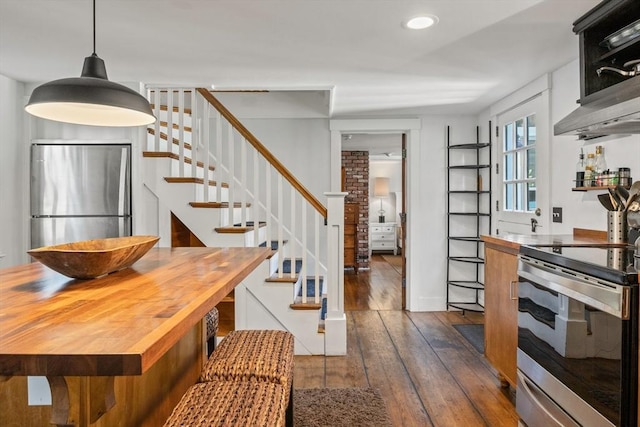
[517,370,581,427]
[518,256,629,319]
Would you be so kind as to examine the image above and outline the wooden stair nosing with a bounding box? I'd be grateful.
[266,249,278,259]
[289,302,322,310]
[266,275,299,283]
[147,128,192,150]
[159,121,192,133]
[150,104,192,115]
[190,202,251,209]
[164,177,229,188]
[142,151,215,171]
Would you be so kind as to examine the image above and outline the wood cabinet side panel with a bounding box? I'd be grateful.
[484,246,519,388]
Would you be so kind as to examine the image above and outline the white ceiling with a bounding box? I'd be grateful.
[0,0,601,118]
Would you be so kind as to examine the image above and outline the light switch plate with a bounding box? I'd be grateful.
[552,207,563,223]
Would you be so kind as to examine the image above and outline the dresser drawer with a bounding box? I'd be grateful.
[372,232,394,240]
[371,241,395,249]
[371,225,394,233]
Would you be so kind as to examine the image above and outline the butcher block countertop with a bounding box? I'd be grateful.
[481,228,608,251]
[0,246,271,377]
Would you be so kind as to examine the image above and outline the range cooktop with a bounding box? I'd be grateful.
[519,244,639,285]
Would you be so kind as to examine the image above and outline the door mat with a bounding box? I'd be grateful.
[452,324,484,354]
[294,387,392,427]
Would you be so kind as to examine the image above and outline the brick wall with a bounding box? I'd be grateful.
[342,151,369,270]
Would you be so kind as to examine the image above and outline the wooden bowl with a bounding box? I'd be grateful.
[27,235,160,279]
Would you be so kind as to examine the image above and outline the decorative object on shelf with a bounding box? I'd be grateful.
[373,177,390,223]
[27,235,159,279]
[24,0,155,127]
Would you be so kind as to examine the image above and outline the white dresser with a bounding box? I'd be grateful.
[370,222,397,255]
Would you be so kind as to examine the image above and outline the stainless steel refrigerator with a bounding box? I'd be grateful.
[30,143,132,249]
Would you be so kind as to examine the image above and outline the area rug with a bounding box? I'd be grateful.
[452,323,485,354]
[380,254,402,275]
[294,387,392,427]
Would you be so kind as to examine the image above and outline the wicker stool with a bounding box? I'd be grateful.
[200,329,295,426]
[163,380,286,427]
[204,307,219,356]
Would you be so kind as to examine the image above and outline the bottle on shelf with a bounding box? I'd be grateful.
[594,145,607,186]
[594,145,607,174]
[584,153,596,187]
[575,149,585,187]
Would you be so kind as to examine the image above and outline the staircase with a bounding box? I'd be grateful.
[142,88,342,355]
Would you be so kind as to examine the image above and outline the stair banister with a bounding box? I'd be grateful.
[177,89,186,178]
[196,88,327,219]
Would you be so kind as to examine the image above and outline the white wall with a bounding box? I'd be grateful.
[408,115,477,311]
[369,159,401,223]
[240,118,331,203]
[0,74,28,267]
[479,59,640,237]
[548,60,640,235]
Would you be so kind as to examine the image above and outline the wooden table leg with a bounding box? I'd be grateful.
[47,376,116,427]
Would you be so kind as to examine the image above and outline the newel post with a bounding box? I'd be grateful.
[324,192,348,355]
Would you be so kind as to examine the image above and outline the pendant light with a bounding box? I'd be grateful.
[25,0,156,127]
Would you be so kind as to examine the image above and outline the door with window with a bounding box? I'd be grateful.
[494,94,550,235]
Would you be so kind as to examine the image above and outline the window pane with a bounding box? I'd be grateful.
[504,123,513,151]
[527,149,536,179]
[527,182,537,211]
[504,153,514,180]
[505,183,514,210]
[527,115,536,146]
[516,151,524,180]
[516,183,523,211]
[515,119,524,148]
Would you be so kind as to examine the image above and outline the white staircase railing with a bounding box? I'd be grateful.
[146,88,333,307]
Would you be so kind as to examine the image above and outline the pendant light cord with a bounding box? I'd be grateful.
[92,0,96,55]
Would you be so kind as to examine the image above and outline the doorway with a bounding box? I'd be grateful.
[341,132,406,309]
[331,118,419,310]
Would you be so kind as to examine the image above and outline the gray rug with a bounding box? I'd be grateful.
[452,324,484,354]
[294,387,392,427]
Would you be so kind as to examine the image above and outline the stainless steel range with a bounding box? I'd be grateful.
[517,244,638,427]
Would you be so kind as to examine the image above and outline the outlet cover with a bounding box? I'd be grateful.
[552,207,563,223]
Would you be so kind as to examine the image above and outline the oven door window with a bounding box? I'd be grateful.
[518,278,625,425]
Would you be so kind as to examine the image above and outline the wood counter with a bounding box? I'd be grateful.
[0,246,270,426]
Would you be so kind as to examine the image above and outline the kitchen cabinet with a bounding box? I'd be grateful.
[344,203,358,273]
[370,223,397,255]
[574,0,640,101]
[483,241,520,388]
[446,124,492,313]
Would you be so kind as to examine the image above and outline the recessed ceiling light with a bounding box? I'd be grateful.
[404,15,439,30]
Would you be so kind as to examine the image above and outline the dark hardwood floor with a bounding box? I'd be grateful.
[294,254,519,426]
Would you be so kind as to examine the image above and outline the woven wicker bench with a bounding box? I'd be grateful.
[199,329,295,426]
[204,307,219,356]
[163,380,286,427]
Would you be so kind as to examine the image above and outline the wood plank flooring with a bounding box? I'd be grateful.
[294,254,519,426]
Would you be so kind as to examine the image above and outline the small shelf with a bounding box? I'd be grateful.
[448,280,484,290]
[448,190,491,194]
[447,302,485,313]
[572,185,630,192]
[448,143,491,150]
[449,256,484,264]
[449,237,483,242]
[449,212,491,217]
[448,164,491,170]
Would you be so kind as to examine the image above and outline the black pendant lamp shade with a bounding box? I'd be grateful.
[24,2,155,127]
